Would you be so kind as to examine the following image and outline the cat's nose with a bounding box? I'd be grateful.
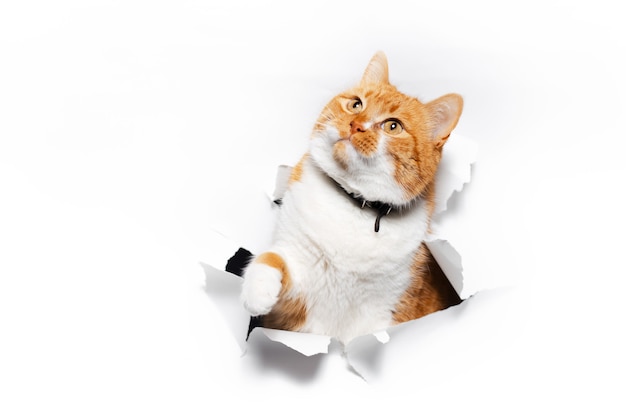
[350,121,366,135]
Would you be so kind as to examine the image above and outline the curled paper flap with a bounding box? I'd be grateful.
[271,165,293,202]
[424,238,464,298]
[201,262,250,352]
[432,133,478,215]
[373,330,390,344]
[259,328,331,357]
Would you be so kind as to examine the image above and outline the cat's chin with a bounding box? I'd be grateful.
[312,156,410,207]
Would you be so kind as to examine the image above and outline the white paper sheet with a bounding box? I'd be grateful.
[4,1,626,414]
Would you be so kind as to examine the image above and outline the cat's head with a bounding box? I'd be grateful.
[309,52,463,207]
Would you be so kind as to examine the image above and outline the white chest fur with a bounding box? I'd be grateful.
[271,158,431,343]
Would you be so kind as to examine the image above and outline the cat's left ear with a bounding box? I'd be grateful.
[426,94,463,148]
[360,51,389,85]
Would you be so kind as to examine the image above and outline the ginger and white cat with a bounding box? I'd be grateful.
[240,52,463,345]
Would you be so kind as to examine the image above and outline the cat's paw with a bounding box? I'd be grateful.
[240,263,283,316]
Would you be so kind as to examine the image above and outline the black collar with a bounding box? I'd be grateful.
[331,179,396,233]
[351,194,393,233]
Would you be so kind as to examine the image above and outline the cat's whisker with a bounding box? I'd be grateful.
[314,121,333,128]
[313,121,336,131]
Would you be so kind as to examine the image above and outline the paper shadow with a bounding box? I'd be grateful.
[244,328,326,383]
[202,251,327,382]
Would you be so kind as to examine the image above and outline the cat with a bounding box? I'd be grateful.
[240,52,463,345]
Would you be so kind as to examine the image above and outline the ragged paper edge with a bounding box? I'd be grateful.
[202,133,479,364]
[432,133,478,215]
[202,261,334,357]
[424,238,464,298]
[344,286,524,383]
[200,262,250,353]
[257,328,332,357]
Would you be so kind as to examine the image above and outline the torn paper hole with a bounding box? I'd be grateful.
[203,133,481,374]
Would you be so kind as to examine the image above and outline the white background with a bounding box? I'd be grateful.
[1,1,625,415]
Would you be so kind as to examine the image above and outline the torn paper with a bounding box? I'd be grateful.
[431,133,478,215]
[256,328,331,357]
[202,132,480,370]
[200,262,250,352]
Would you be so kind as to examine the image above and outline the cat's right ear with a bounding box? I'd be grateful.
[360,51,389,85]
[426,93,464,148]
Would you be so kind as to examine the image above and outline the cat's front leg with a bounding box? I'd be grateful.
[240,252,288,316]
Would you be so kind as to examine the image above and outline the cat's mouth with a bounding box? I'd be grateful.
[338,131,379,159]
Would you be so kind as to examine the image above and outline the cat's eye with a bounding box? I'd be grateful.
[381,119,404,134]
[346,98,363,114]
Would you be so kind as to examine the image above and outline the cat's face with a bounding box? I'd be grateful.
[309,52,463,207]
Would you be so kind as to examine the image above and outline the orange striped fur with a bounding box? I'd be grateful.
[288,154,307,185]
[392,244,461,323]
